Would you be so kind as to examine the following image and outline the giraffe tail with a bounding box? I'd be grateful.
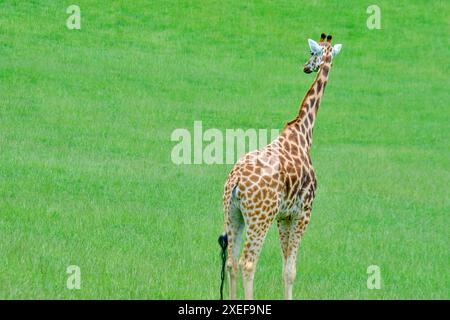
[218,233,228,300]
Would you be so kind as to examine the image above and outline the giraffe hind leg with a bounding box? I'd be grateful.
[226,202,244,300]
[277,216,292,297]
[240,205,277,300]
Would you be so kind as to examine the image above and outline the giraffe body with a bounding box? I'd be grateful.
[221,35,342,300]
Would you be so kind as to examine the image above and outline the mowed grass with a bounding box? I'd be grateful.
[0,0,448,299]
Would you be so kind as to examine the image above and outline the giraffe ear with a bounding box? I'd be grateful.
[332,44,342,56]
[308,39,322,54]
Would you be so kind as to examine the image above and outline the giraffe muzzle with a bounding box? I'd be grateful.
[303,66,312,74]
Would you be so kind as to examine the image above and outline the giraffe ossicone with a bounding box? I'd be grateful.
[218,34,343,300]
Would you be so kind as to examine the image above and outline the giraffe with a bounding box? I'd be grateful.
[218,34,343,300]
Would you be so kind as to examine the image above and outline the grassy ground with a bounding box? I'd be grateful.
[0,1,448,299]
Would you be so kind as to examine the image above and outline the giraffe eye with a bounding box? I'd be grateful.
[310,52,314,56]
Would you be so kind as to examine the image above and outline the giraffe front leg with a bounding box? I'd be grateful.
[283,210,311,300]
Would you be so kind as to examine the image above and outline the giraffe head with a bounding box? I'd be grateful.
[303,33,342,74]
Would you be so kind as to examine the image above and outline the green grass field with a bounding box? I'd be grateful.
[0,1,448,299]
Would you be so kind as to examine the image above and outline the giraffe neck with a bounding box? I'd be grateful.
[284,52,332,151]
